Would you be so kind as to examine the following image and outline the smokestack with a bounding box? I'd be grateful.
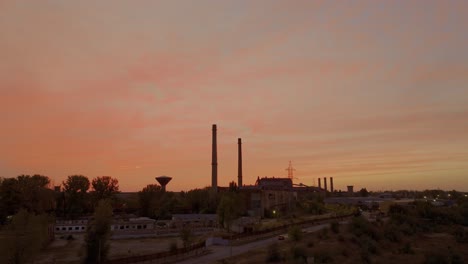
[238,138,242,187]
[212,124,218,191]
[318,178,321,189]
[324,177,327,192]
[330,177,334,193]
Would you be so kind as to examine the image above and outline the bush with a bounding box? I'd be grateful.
[168,240,178,253]
[453,226,468,243]
[398,243,414,255]
[318,227,329,240]
[290,245,307,261]
[383,223,402,242]
[288,225,303,242]
[314,248,333,263]
[266,243,282,263]
[349,216,381,241]
[424,251,449,264]
[359,236,379,255]
[330,220,340,234]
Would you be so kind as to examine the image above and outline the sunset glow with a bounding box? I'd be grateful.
[1,1,467,192]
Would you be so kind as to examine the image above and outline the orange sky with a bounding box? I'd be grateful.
[1,1,467,192]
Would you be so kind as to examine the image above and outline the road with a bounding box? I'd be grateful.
[178,223,329,264]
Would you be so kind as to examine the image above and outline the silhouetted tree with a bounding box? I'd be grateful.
[138,184,163,218]
[0,175,55,217]
[63,175,90,218]
[179,226,193,248]
[84,199,113,264]
[91,176,119,202]
[217,192,245,231]
[229,181,238,192]
[359,188,369,197]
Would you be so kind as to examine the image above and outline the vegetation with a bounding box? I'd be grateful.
[84,199,113,263]
[179,226,193,248]
[91,176,120,202]
[62,175,91,218]
[0,210,50,264]
[217,191,245,231]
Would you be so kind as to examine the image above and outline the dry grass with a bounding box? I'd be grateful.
[34,234,185,264]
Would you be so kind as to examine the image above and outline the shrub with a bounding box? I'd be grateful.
[330,220,340,234]
[424,251,449,264]
[314,248,333,263]
[453,226,468,243]
[398,243,414,254]
[290,245,307,261]
[338,234,345,242]
[288,225,303,242]
[266,243,282,263]
[349,216,381,241]
[168,240,178,253]
[383,223,402,242]
[318,227,329,239]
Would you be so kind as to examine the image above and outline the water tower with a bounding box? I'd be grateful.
[155,176,172,192]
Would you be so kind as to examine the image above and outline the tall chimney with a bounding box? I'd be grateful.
[238,138,242,187]
[318,178,321,189]
[324,177,327,192]
[212,124,218,191]
[330,177,334,193]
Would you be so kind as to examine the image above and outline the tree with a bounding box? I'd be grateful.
[63,175,90,218]
[84,199,113,263]
[91,176,119,201]
[288,225,303,243]
[179,226,193,248]
[217,192,245,231]
[0,209,49,264]
[0,175,55,217]
[359,188,369,197]
[138,184,163,218]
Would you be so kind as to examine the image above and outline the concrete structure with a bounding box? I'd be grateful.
[242,177,296,217]
[155,176,172,192]
[212,124,218,191]
[347,185,354,194]
[238,138,243,187]
[171,214,217,228]
[54,217,155,234]
[111,217,155,232]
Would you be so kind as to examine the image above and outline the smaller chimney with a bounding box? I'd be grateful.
[324,177,327,192]
[330,177,334,193]
[318,178,321,189]
[238,138,243,187]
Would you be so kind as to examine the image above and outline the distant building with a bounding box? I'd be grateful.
[241,177,296,218]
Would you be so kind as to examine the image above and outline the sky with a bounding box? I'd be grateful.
[1,0,468,192]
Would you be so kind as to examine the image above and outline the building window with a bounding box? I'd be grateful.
[75,227,79,230]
